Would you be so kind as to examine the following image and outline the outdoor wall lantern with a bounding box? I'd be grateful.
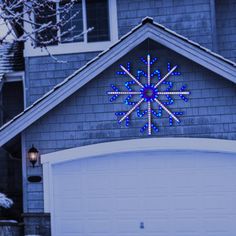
[28,145,39,168]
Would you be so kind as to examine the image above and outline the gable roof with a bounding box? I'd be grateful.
[0,17,236,147]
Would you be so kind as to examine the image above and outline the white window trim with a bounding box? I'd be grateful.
[24,0,118,57]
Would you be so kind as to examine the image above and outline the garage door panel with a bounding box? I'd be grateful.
[85,197,113,212]
[115,197,141,211]
[172,196,200,210]
[85,175,111,194]
[54,160,85,173]
[203,185,236,195]
[53,173,85,194]
[142,197,171,210]
[59,218,83,234]
[86,157,111,172]
[116,219,141,234]
[51,150,236,236]
[203,195,235,206]
[110,154,138,170]
[54,197,84,213]
[203,219,236,233]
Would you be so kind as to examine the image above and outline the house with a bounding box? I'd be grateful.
[0,0,236,235]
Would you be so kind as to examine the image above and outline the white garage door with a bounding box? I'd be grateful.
[51,150,236,236]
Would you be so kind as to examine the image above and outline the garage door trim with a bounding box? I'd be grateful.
[41,137,236,220]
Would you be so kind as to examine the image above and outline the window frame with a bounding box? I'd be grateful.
[24,0,118,57]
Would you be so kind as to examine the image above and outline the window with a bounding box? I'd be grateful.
[35,1,57,46]
[25,0,118,56]
[86,0,110,42]
[35,0,111,46]
[59,0,84,43]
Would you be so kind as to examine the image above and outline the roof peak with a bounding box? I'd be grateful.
[142,17,154,25]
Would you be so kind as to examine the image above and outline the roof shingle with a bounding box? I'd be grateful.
[0,42,24,80]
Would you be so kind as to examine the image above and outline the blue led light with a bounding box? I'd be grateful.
[140,84,158,102]
[141,55,158,65]
[108,54,190,135]
[137,107,147,117]
[115,112,130,126]
[140,123,159,133]
[179,85,189,102]
[152,107,162,117]
[117,62,131,75]
[124,94,136,106]
[167,63,181,75]
[169,112,183,126]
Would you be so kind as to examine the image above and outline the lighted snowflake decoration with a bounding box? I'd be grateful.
[107,54,190,135]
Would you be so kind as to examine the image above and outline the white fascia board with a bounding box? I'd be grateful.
[148,25,236,83]
[41,137,236,165]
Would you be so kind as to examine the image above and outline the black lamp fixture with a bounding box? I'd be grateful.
[28,145,39,168]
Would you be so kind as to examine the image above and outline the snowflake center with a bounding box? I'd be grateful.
[140,84,158,102]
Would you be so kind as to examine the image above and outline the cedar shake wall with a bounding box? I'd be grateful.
[216,0,236,62]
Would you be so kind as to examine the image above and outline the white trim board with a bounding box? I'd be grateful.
[41,138,236,165]
[42,137,236,213]
[1,18,236,147]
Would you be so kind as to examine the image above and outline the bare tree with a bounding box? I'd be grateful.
[0,0,93,62]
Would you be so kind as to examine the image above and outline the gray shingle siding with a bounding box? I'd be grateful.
[25,52,99,106]
[117,0,214,49]
[216,0,236,62]
[24,42,236,212]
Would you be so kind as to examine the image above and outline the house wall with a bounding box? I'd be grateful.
[215,0,236,62]
[24,41,236,217]
[117,0,215,49]
[21,0,236,234]
[25,0,219,107]
[24,52,98,106]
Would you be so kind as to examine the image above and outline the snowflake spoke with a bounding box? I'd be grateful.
[108,55,190,135]
[147,54,151,86]
[108,91,141,95]
[154,65,177,88]
[148,101,151,135]
[119,99,144,122]
[120,65,144,88]
[157,91,190,95]
[154,98,180,122]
